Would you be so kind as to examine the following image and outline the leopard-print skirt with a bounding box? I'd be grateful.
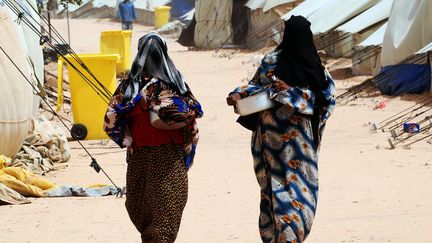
[126,144,188,243]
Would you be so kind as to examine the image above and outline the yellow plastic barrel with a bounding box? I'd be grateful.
[57,54,119,140]
[100,30,132,75]
[155,6,171,28]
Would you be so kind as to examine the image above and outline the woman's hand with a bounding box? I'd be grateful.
[185,110,197,124]
[226,93,241,106]
[274,79,290,91]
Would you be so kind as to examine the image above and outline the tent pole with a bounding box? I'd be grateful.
[48,12,52,43]
[66,3,70,45]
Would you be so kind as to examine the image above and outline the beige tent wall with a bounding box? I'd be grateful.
[326,23,384,57]
[0,8,35,157]
[352,45,382,75]
[247,8,283,49]
[194,0,233,48]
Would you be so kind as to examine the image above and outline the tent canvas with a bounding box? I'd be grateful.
[246,7,283,49]
[377,0,432,95]
[307,0,381,34]
[381,0,432,66]
[282,0,328,20]
[5,0,43,115]
[194,0,233,48]
[245,0,298,49]
[323,0,392,57]
[357,22,388,47]
[262,0,294,12]
[351,22,388,75]
[416,42,432,54]
[0,7,34,157]
[336,0,392,34]
[171,0,194,19]
[245,0,266,11]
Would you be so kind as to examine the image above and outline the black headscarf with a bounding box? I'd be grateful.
[128,33,187,97]
[274,15,328,104]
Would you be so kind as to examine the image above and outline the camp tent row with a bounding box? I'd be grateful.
[179,0,302,49]
[184,0,386,51]
[184,0,432,96]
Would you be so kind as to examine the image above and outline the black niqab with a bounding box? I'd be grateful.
[274,15,328,99]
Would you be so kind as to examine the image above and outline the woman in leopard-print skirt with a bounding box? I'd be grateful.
[126,145,188,242]
[104,33,203,242]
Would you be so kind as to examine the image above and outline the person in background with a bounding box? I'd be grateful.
[226,15,336,242]
[117,0,136,30]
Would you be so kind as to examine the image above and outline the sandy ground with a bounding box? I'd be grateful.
[1,19,432,243]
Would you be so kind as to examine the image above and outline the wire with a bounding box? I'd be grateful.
[0,45,122,196]
[4,0,113,104]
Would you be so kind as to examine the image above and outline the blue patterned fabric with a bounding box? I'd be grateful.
[231,50,335,242]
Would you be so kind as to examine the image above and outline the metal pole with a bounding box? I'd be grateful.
[48,11,52,43]
[66,3,70,45]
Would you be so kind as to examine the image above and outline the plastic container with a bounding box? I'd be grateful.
[234,91,275,116]
[403,123,420,133]
[100,30,132,75]
[57,54,120,140]
[155,6,171,28]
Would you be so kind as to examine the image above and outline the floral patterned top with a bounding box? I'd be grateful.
[104,76,203,169]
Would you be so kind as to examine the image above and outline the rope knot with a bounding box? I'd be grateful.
[15,12,25,25]
[90,158,101,173]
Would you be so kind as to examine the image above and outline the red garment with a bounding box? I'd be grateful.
[129,104,184,148]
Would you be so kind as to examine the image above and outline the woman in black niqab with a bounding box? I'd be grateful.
[275,15,330,146]
[226,15,336,243]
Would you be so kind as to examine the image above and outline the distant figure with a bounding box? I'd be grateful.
[117,0,136,30]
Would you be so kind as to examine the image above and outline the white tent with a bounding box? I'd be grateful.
[376,0,432,95]
[352,22,388,76]
[282,0,328,20]
[245,0,266,10]
[381,0,432,66]
[416,42,432,54]
[0,7,35,157]
[307,0,381,34]
[357,22,388,47]
[180,8,194,21]
[194,0,233,48]
[325,0,392,57]
[262,0,294,12]
[246,0,297,49]
[336,0,392,34]
[5,0,43,115]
